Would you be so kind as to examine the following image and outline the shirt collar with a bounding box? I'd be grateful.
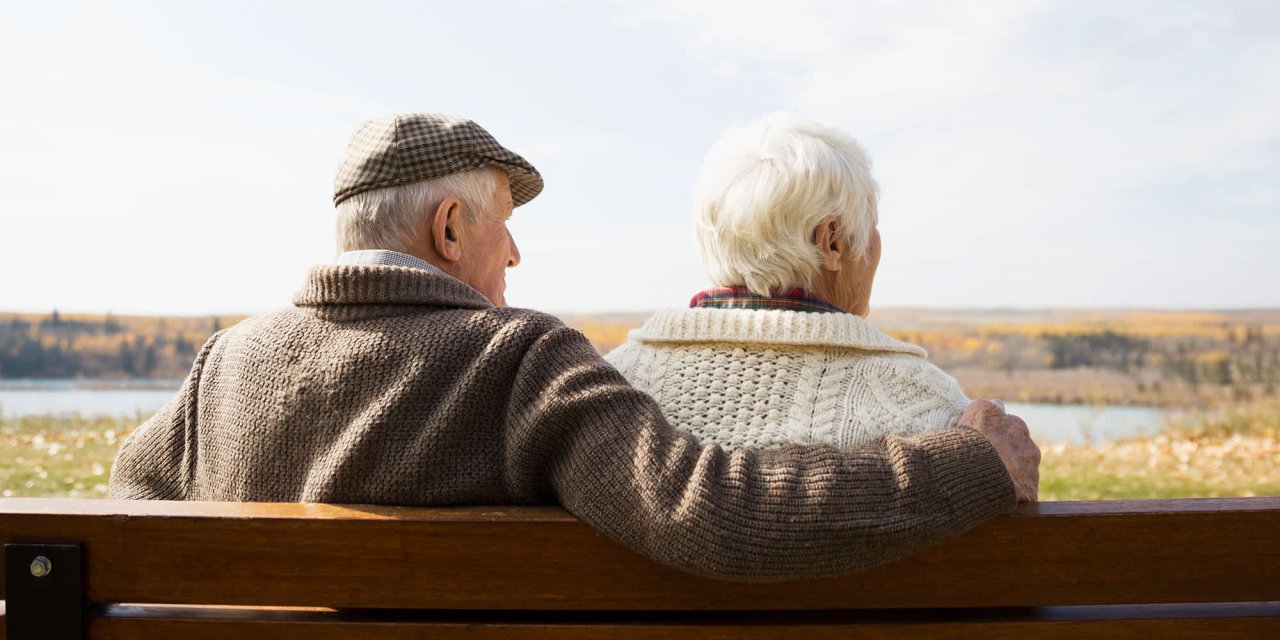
[690,287,844,314]
[336,250,441,273]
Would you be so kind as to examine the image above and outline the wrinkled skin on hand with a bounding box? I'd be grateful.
[960,399,1041,502]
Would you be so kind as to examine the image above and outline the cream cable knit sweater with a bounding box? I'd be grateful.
[605,308,970,451]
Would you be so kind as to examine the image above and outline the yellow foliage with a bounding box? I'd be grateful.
[570,321,638,354]
[1194,351,1229,364]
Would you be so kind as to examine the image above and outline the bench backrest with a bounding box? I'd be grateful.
[2,497,1278,638]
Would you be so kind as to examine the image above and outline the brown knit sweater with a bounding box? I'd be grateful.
[109,265,1016,581]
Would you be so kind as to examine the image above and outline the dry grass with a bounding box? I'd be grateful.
[0,414,140,498]
[1041,400,1279,500]
[1041,434,1278,500]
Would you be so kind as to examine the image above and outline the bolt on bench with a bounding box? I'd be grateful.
[2,497,1278,639]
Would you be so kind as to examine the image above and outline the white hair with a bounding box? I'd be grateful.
[336,168,498,253]
[692,113,879,296]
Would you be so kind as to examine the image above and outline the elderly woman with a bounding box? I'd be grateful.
[605,113,969,451]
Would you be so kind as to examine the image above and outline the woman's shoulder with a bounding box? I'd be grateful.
[834,347,970,410]
[602,337,641,368]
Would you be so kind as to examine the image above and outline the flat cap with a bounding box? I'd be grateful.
[333,113,543,207]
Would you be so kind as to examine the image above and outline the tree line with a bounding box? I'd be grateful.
[893,322,1280,399]
[0,311,230,379]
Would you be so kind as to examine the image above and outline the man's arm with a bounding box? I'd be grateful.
[503,326,1022,582]
[109,332,222,500]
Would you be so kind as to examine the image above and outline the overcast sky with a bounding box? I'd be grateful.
[2,0,1277,315]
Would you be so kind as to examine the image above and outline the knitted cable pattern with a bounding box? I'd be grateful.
[604,308,970,452]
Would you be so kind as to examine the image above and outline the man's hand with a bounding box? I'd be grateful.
[960,399,1041,502]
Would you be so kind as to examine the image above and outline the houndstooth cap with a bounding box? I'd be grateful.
[333,113,543,207]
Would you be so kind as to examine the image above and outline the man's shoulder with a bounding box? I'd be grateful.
[439,305,571,341]
[209,308,310,342]
[486,306,567,329]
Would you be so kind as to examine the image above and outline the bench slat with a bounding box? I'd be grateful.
[1,498,1278,610]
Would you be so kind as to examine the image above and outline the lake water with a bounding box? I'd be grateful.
[0,380,179,419]
[0,380,1172,444]
[1006,402,1170,445]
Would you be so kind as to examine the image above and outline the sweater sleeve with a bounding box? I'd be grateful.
[503,325,1017,582]
[109,332,221,500]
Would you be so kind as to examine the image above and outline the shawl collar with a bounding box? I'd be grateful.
[293,265,494,315]
[631,307,927,357]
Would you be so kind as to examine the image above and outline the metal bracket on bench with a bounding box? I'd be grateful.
[5,543,84,640]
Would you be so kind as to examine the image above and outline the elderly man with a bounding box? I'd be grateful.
[110,113,1039,581]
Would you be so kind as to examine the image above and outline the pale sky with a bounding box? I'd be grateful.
[1,0,1277,315]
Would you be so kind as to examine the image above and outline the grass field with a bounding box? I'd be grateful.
[3,403,1276,501]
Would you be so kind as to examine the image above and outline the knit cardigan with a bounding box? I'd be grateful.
[605,308,970,451]
[109,265,1015,581]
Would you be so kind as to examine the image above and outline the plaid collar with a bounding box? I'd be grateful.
[336,250,442,273]
[690,287,844,314]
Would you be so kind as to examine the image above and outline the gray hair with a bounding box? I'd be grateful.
[335,168,498,254]
[693,113,879,296]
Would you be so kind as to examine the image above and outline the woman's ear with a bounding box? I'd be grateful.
[431,197,464,263]
[813,215,843,272]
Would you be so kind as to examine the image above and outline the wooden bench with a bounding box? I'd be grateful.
[2,497,1277,639]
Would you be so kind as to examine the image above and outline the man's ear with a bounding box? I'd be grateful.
[813,215,843,272]
[431,197,464,263]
